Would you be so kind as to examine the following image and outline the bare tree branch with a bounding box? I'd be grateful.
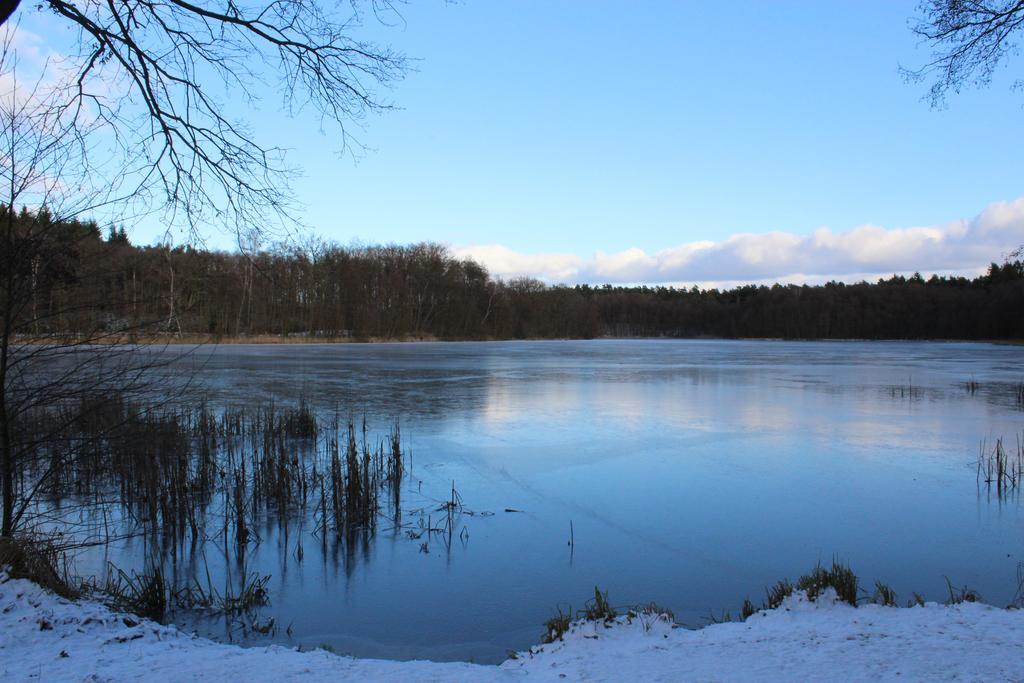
[906,0,1024,106]
[3,0,406,242]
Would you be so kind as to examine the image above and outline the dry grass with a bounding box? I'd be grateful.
[101,333,443,345]
[944,577,981,605]
[874,581,897,607]
[542,608,572,643]
[0,535,78,599]
[15,394,409,554]
[583,586,617,623]
[765,579,795,610]
[977,436,1023,498]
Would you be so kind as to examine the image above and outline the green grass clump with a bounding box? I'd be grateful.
[795,558,858,606]
[756,558,859,613]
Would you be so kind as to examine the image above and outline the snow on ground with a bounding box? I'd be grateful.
[3,572,1024,682]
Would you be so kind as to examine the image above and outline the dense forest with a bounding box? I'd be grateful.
[5,206,1024,341]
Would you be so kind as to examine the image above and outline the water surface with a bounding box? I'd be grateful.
[78,340,1024,662]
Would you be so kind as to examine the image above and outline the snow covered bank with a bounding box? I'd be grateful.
[3,572,1024,682]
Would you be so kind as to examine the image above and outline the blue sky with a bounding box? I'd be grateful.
[14,1,1024,284]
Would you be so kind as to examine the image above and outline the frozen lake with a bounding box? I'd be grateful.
[75,339,1024,662]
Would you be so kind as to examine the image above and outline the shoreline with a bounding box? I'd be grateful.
[27,333,1024,346]
[3,573,1024,681]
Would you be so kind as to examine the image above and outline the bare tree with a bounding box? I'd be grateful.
[908,2,1024,256]
[0,0,407,538]
[0,35,196,537]
[908,1,1024,106]
[0,0,406,242]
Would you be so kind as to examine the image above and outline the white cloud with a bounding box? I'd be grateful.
[454,244,582,281]
[454,198,1024,286]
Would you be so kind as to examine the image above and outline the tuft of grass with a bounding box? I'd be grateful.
[87,563,269,622]
[541,586,622,643]
[874,581,897,607]
[0,535,78,599]
[625,603,676,633]
[100,565,168,621]
[795,558,858,606]
[630,602,674,622]
[977,436,1023,499]
[542,607,572,643]
[280,399,318,439]
[583,586,617,623]
[218,572,270,615]
[944,576,981,605]
[765,579,794,610]
[757,558,859,613]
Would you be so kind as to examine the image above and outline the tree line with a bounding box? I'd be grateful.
[5,206,1023,342]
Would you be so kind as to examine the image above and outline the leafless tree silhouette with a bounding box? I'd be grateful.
[0,34,196,537]
[0,2,406,536]
[907,1,1024,106]
[0,0,406,242]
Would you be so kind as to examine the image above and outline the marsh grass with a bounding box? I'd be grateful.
[96,565,168,620]
[280,400,318,439]
[213,572,271,616]
[977,436,1023,498]
[83,562,271,623]
[0,535,79,599]
[888,380,921,399]
[7,391,452,628]
[15,394,411,555]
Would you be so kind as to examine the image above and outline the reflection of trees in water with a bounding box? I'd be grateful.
[22,395,482,627]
